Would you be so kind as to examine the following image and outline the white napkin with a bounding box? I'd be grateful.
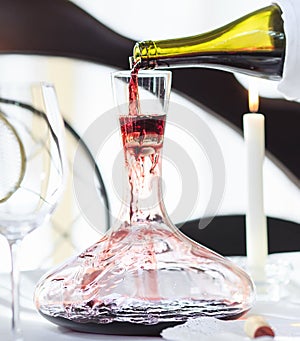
[161,315,300,341]
[161,317,247,341]
[275,0,300,101]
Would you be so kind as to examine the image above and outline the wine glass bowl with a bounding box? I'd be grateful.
[0,82,66,338]
[0,113,26,205]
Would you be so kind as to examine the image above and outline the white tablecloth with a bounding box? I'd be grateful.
[1,252,300,341]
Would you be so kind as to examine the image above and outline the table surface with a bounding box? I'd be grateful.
[1,252,300,341]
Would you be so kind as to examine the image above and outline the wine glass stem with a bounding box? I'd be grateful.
[8,239,22,339]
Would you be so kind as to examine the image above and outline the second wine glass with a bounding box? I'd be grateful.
[0,82,66,340]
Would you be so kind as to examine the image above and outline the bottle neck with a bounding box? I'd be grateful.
[132,4,285,80]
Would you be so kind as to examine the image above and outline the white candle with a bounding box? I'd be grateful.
[243,81,268,281]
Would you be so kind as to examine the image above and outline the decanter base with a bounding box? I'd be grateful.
[40,310,248,336]
[40,313,181,336]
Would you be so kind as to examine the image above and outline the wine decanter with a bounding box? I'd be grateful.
[34,70,255,336]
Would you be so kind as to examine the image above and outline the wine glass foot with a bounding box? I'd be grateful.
[12,328,23,341]
[229,254,293,301]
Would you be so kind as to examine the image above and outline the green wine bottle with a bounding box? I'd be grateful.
[131,5,285,80]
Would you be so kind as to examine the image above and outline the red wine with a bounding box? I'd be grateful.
[41,298,246,329]
[119,114,166,149]
[119,114,166,221]
[117,60,166,222]
[128,65,140,116]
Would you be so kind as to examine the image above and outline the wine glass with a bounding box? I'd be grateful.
[0,82,66,339]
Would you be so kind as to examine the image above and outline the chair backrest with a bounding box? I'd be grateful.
[0,0,133,68]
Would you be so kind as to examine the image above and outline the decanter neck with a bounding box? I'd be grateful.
[121,144,166,224]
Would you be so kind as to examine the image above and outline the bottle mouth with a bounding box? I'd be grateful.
[129,42,142,69]
[133,42,142,60]
[130,41,157,69]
